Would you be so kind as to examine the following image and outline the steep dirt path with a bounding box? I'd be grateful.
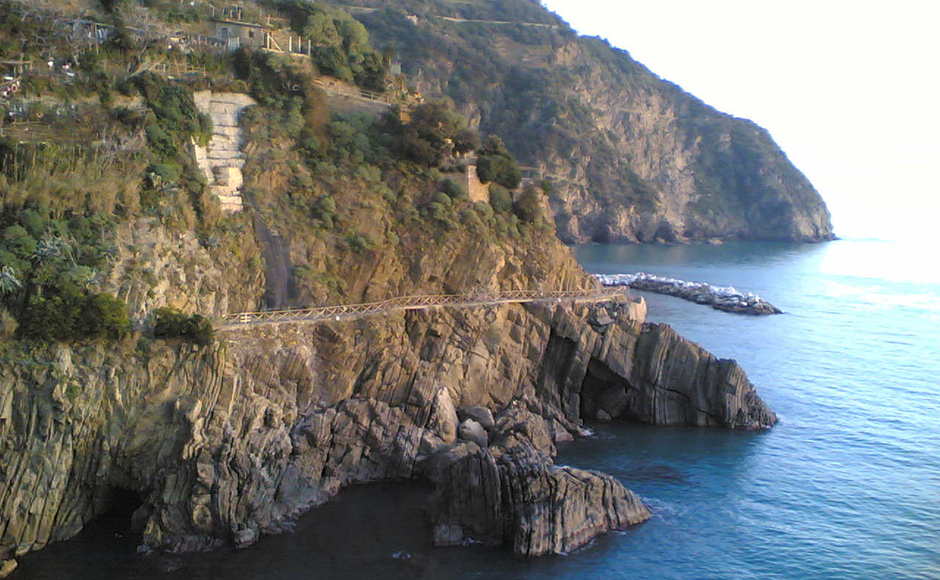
[250,212,295,310]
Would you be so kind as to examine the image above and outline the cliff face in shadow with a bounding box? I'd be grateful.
[0,297,774,564]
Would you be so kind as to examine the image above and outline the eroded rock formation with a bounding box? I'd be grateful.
[0,296,775,569]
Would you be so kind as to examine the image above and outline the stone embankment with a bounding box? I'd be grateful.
[597,273,783,315]
[193,91,256,213]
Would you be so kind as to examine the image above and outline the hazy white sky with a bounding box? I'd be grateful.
[541,0,940,241]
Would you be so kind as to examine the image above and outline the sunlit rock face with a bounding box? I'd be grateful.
[0,294,774,564]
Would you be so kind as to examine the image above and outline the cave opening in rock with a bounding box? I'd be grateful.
[579,357,637,422]
[95,488,147,538]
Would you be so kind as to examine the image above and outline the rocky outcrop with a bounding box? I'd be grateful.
[580,323,778,429]
[428,442,649,556]
[0,295,774,570]
[428,403,649,556]
[597,273,783,315]
[101,218,264,324]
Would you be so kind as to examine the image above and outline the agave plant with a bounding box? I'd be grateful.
[67,265,101,291]
[0,265,23,295]
[32,237,75,265]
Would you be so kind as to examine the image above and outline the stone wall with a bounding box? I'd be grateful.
[465,165,489,203]
[193,91,256,213]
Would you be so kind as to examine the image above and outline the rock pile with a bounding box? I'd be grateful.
[596,273,782,315]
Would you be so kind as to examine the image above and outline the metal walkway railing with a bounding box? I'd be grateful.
[219,287,629,329]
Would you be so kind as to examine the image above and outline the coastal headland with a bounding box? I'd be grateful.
[0,0,822,573]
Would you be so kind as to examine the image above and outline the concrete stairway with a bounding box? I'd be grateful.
[193,91,256,213]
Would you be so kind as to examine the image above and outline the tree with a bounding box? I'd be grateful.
[476,135,522,189]
[338,19,370,54]
[397,102,469,167]
[514,183,542,223]
[352,51,387,93]
[304,12,341,48]
[454,128,480,155]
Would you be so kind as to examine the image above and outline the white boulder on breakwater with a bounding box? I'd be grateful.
[596,273,783,315]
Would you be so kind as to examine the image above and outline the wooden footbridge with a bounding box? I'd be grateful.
[219,287,630,329]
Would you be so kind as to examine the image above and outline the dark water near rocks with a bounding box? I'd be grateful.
[16,240,940,579]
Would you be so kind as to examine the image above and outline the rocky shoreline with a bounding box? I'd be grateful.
[0,298,777,573]
[596,273,783,315]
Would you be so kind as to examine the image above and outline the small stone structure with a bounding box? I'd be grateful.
[212,19,267,50]
[193,91,256,213]
[464,164,490,203]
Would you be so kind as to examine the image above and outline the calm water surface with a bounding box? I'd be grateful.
[16,239,940,579]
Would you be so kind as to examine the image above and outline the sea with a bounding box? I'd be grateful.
[14,238,940,579]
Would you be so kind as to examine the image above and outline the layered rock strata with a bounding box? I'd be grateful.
[428,405,650,556]
[0,297,774,571]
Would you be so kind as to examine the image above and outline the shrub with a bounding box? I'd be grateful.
[16,289,130,342]
[345,233,375,253]
[540,179,553,196]
[514,184,543,223]
[153,307,214,346]
[80,293,132,339]
[488,184,513,213]
[440,178,467,200]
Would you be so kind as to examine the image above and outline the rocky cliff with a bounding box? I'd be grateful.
[0,8,783,571]
[0,295,775,569]
[354,2,835,243]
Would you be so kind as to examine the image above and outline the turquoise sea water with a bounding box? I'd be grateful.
[15,239,940,579]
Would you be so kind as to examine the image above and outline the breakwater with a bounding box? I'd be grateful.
[595,273,782,315]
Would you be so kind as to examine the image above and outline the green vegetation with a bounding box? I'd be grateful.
[152,307,215,346]
[514,183,543,223]
[18,290,130,342]
[278,0,389,92]
[353,3,671,228]
[392,102,478,167]
[488,184,513,213]
[0,202,133,343]
[476,135,521,189]
[0,0,561,328]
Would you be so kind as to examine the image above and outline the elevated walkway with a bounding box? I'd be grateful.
[219,287,634,329]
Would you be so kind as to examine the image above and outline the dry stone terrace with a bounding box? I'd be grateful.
[193,91,256,213]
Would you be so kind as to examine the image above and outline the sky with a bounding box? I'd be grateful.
[540,0,940,242]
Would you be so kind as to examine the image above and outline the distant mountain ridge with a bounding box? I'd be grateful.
[347,0,835,243]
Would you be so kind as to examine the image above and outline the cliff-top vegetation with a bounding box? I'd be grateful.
[0,0,563,345]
